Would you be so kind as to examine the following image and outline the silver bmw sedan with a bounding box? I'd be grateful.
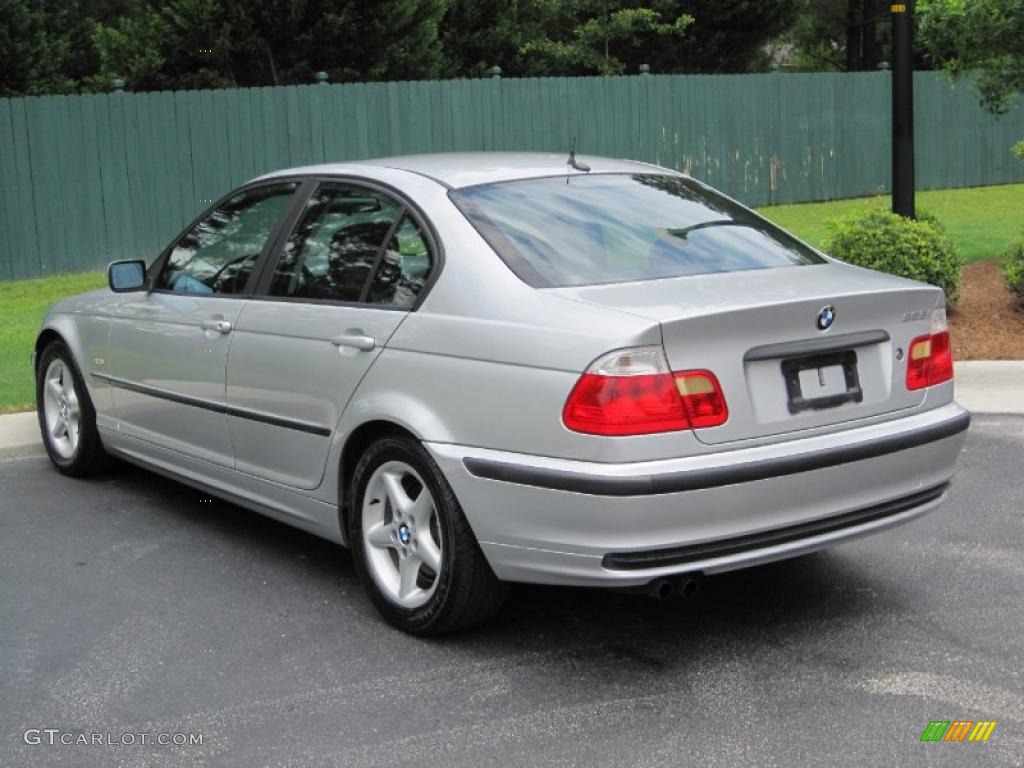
[34,153,969,634]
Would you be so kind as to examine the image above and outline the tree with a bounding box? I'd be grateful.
[0,0,101,95]
[439,0,557,77]
[917,0,1024,114]
[668,0,802,73]
[467,1,800,77]
[89,0,451,91]
[787,0,889,72]
[517,1,694,76]
[1,0,811,90]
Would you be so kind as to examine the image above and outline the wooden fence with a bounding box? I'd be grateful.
[1,71,1022,279]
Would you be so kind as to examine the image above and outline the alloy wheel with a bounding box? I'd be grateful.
[361,460,443,609]
[41,358,80,459]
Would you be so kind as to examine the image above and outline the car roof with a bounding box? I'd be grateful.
[256,152,676,189]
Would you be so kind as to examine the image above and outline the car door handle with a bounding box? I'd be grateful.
[200,318,233,334]
[330,333,376,352]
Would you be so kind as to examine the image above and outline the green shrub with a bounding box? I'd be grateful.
[1004,235,1024,306]
[822,208,962,304]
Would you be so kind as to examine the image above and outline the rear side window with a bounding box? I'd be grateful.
[450,174,825,287]
[364,216,434,308]
[269,184,402,303]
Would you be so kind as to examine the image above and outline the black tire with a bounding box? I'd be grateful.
[349,436,508,635]
[35,340,112,477]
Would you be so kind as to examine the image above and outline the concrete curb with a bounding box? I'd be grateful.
[0,361,1020,457]
[0,411,43,459]
[952,361,1024,416]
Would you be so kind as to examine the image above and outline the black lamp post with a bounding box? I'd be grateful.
[891,1,915,218]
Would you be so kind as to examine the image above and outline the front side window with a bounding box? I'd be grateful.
[269,183,432,308]
[157,183,297,295]
[450,174,825,287]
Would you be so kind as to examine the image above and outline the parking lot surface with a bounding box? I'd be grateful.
[1,416,1022,767]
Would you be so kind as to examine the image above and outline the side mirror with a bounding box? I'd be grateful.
[108,260,147,293]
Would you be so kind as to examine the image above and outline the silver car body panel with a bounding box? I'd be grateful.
[427,401,967,586]
[103,291,245,466]
[225,299,407,489]
[37,153,969,587]
[551,261,940,440]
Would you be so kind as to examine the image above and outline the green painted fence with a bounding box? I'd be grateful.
[1,71,1022,281]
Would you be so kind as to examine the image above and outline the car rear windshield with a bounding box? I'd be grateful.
[450,173,825,287]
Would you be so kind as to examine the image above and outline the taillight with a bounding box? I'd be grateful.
[906,308,953,390]
[675,370,730,428]
[563,346,728,435]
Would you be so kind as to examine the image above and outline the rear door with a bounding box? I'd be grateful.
[104,182,299,465]
[225,180,437,489]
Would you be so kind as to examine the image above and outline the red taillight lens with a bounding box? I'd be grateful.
[563,348,728,436]
[906,330,953,390]
[906,308,953,391]
[563,373,690,435]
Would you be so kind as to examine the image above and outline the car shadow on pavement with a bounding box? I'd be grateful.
[105,463,359,585]
[109,462,898,653]
[490,552,880,634]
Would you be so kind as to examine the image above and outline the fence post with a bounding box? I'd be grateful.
[488,66,502,80]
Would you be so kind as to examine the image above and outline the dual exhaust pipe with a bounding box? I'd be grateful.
[644,574,701,601]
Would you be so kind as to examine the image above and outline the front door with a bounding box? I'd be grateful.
[225,181,437,488]
[104,182,299,465]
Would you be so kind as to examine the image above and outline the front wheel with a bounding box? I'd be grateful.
[35,340,111,476]
[349,436,507,635]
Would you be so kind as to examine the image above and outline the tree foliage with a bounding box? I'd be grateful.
[671,0,801,73]
[0,0,101,95]
[823,207,962,303]
[519,1,694,76]
[439,0,556,77]
[441,0,799,77]
[88,0,451,90]
[0,0,806,93]
[1004,233,1024,304]
[918,0,1024,114]
[787,0,886,72]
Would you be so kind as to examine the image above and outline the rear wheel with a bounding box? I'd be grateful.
[35,340,111,476]
[350,436,507,635]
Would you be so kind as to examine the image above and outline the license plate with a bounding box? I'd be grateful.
[781,350,863,414]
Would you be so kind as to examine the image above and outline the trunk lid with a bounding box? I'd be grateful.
[549,262,943,445]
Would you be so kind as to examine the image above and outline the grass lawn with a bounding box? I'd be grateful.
[759,183,1024,263]
[0,272,106,413]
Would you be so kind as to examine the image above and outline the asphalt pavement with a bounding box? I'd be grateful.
[1,415,1022,767]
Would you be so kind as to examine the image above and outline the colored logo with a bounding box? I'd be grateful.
[816,305,836,331]
[920,720,997,742]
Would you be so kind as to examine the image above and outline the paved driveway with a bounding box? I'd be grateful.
[1,416,1021,767]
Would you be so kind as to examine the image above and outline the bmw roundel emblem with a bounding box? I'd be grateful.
[816,305,836,331]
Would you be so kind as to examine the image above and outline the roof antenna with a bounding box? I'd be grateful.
[567,137,591,175]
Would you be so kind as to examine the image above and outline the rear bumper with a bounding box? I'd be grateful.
[426,402,969,587]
